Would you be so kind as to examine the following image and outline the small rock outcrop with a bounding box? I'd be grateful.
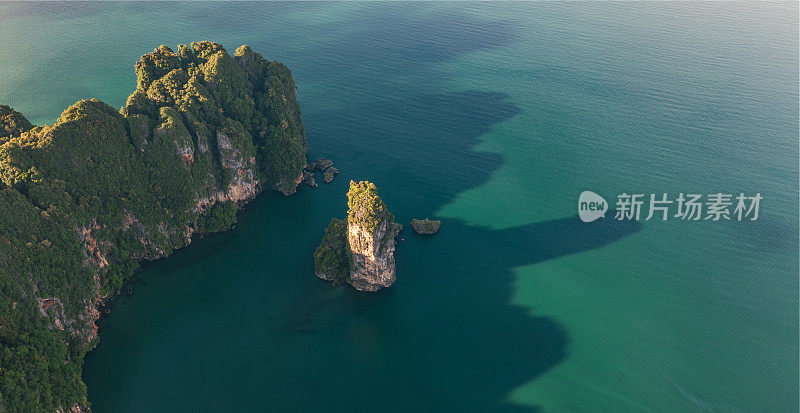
[303,170,317,187]
[314,157,333,170]
[410,218,441,235]
[302,158,337,185]
[314,180,401,292]
[323,166,338,183]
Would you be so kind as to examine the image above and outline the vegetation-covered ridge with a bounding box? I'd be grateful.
[0,41,307,412]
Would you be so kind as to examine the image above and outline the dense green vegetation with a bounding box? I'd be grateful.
[0,42,306,412]
[313,218,350,283]
[346,180,394,233]
[0,106,33,143]
[200,201,239,233]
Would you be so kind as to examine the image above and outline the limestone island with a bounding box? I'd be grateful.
[315,180,402,291]
[0,42,308,411]
[410,218,441,235]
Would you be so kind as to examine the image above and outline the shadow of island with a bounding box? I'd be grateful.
[269,5,643,410]
[81,4,643,411]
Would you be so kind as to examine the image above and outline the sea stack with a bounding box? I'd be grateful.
[314,180,401,291]
[346,181,402,291]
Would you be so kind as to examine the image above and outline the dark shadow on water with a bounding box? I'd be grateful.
[265,8,643,408]
[276,73,644,413]
[275,215,640,412]
[83,5,643,412]
[276,214,639,412]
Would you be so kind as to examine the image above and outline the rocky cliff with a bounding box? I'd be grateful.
[348,213,402,291]
[315,181,401,292]
[0,42,307,412]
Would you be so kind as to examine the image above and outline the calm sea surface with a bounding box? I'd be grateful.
[1,2,797,411]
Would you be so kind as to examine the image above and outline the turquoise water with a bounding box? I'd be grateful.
[1,2,797,411]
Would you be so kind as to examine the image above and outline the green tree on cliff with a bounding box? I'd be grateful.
[346,180,394,233]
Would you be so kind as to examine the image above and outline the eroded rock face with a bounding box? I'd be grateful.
[345,180,401,292]
[314,181,401,292]
[348,218,402,292]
